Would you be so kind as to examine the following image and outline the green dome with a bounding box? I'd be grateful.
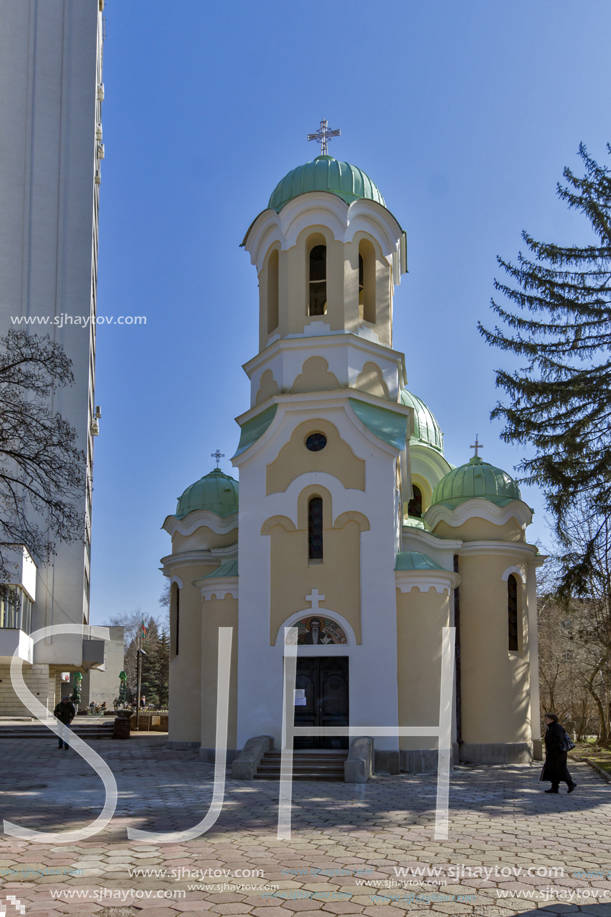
[400,389,444,454]
[175,469,239,520]
[269,155,385,212]
[430,455,521,510]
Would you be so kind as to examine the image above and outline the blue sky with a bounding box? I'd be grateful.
[91,0,611,625]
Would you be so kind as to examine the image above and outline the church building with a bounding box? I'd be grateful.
[161,127,543,775]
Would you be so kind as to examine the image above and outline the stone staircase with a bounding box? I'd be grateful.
[0,717,115,740]
[254,749,348,781]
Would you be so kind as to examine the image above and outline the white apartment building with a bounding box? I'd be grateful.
[0,0,108,714]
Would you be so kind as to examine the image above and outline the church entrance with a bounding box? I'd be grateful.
[294,656,349,749]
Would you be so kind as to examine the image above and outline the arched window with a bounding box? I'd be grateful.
[267,249,279,333]
[508,574,518,651]
[171,582,180,656]
[309,245,327,316]
[407,484,423,518]
[308,496,323,560]
[358,239,376,323]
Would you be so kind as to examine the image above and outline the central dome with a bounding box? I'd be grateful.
[268,155,385,213]
[400,389,444,454]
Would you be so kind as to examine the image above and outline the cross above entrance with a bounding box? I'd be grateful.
[470,435,483,457]
[307,119,340,156]
[305,589,325,611]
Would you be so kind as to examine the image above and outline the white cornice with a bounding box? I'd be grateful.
[160,552,228,575]
[162,510,238,538]
[457,541,539,561]
[198,578,239,602]
[232,390,412,467]
[395,568,460,595]
[401,527,462,554]
[242,331,404,378]
[424,498,533,532]
[243,193,404,275]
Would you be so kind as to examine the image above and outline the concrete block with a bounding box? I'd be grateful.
[231,735,274,779]
[344,736,373,783]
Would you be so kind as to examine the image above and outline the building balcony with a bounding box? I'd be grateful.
[0,627,33,663]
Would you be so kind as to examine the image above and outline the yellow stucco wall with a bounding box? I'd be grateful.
[458,554,531,745]
[266,418,365,494]
[168,563,216,744]
[200,595,239,751]
[269,516,362,644]
[396,588,451,750]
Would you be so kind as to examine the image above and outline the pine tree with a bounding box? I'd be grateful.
[479,143,611,586]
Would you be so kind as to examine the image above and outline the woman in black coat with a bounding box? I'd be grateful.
[541,713,577,794]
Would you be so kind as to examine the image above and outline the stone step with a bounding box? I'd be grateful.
[254,749,348,781]
[0,724,115,739]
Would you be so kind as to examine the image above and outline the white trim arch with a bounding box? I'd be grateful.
[170,575,184,589]
[502,565,527,585]
[274,607,357,648]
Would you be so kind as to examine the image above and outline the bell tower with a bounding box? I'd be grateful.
[232,134,413,757]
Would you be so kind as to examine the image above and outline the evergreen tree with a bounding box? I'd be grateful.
[479,143,611,586]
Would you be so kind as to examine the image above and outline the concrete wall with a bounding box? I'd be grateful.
[83,626,125,707]
[0,663,55,715]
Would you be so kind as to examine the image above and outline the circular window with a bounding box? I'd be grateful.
[306,432,327,452]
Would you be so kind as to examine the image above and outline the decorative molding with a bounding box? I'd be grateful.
[260,515,297,535]
[162,510,238,538]
[424,498,533,531]
[242,330,405,379]
[160,551,226,574]
[401,527,462,554]
[233,390,408,466]
[274,607,357,647]
[395,568,460,595]
[243,194,404,275]
[333,510,370,532]
[199,578,239,602]
[502,565,527,585]
[458,541,539,561]
[170,575,184,589]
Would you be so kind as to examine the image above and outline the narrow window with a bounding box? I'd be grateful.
[267,249,279,333]
[358,239,376,323]
[171,583,180,656]
[508,574,518,651]
[308,497,323,560]
[408,484,423,518]
[309,245,327,316]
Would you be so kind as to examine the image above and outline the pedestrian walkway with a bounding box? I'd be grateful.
[0,737,610,916]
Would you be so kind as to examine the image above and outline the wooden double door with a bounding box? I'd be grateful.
[294,656,349,749]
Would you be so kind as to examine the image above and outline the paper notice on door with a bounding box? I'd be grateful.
[294,689,306,706]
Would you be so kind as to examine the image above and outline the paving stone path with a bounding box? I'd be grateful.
[1,736,610,917]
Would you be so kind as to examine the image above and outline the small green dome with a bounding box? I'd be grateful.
[269,155,385,212]
[400,389,444,454]
[430,455,521,510]
[175,469,239,520]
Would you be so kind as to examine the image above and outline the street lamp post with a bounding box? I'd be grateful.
[135,648,147,731]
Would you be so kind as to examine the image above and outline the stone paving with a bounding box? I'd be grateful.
[1,736,611,917]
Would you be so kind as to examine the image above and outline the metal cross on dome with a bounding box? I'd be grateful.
[211,449,224,468]
[307,119,340,156]
[470,435,484,457]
